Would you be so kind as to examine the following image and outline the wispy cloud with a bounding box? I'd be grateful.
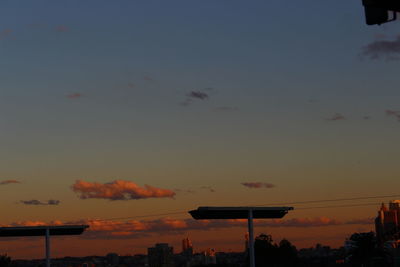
[386,110,400,121]
[3,216,371,239]
[241,182,275,189]
[181,88,214,106]
[362,35,400,60]
[72,180,176,200]
[326,113,345,121]
[0,180,20,185]
[66,93,83,99]
[188,91,209,100]
[55,25,69,33]
[20,200,60,206]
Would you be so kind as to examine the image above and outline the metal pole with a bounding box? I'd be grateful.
[248,209,255,267]
[45,227,50,267]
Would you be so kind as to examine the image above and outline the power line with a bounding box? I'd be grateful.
[296,202,381,210]
[256,194,400,206]
[99,211,187,222]
[83,202,379,223]
[90,194,398,222]
[61,202,380,228]
[79,194,400,221]
[85,193,398,222]
[85,202,378,223]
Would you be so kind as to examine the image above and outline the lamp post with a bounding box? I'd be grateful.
[0,225,89,266]
[189,206,294,267]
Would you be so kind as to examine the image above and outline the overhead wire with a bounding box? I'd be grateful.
[255,194,400,206]
[98,211,187,222]
[85,193,398,222]
[295,202,382,210]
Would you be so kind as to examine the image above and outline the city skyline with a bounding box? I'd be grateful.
[1,0,400,259]
[0,200,383,259]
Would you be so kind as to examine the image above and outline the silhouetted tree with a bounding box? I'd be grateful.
[347,232,390,267]
[278,239,298,266]
[254,234,279,267]
[0,254,11,267]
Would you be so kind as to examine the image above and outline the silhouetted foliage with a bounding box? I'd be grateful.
[347,232,390,267]
[252,234,299,267]
[0,254,11,267]
[278,239,298,266]
[254,234,279,267]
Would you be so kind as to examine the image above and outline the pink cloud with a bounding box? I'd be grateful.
[71,180,176,200]
[3,217,367,242]
[3,220,64,227]
[241,182,275,189]
[2,216,370,239]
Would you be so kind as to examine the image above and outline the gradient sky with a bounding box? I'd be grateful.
[1,0,400,259]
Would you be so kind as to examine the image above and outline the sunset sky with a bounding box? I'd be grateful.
[1,0,400,259]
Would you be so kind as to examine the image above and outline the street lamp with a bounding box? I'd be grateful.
[189,206,293,267]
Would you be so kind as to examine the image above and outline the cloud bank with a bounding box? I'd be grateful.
[72,180,176,200]
[4,216,372,239]
[241,182,275,189]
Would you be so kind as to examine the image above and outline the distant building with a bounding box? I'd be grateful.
[375,200,400,244]
[148,243,174,267]
[204,248,217,265]
[182,237,193,256]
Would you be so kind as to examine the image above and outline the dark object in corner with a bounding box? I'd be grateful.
[362,0,399,25]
